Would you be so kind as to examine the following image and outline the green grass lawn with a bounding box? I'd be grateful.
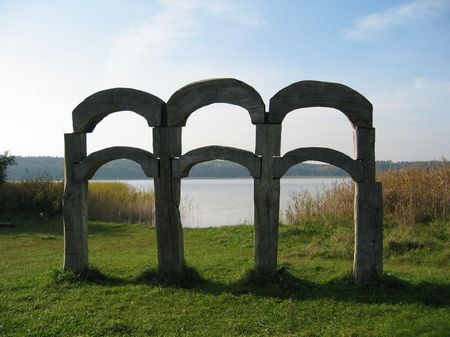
[0,216,449,337]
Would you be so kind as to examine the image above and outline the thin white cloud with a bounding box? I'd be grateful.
[159,0,263,26]
[371,78,450,160]
[103,0,263,88]
[343,0,450,40]
[374,77,450,114]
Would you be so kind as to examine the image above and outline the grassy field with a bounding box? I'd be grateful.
[0,216,449,337]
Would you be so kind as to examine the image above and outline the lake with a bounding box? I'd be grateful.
[115,177,348,228]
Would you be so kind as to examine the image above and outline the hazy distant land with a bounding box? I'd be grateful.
[6,156,443,180]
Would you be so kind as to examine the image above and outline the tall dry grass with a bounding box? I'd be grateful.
[382,161,449,227]
[88,182,154,225]
[284,180,354,226]
[0,180,155,225]
[0,179,63,216]
[285,162,450,227]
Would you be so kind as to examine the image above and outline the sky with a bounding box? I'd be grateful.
[0,0,449,161]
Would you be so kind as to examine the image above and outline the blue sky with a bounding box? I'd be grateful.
[1,0,449,160]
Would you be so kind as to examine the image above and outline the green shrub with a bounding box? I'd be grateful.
[0,151,16,185]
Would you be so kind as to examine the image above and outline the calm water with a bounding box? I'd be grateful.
[116,177,348,228]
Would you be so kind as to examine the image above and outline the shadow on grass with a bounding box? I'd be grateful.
[0,215,136,236]
[227,268,450,308]
[0,214,63,236]
[50,265,204,289]
[49,264,450,308]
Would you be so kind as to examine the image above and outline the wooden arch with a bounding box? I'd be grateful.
[272,147,364,182]
[72,88,165,132]
[166,78,265,126]
[74,146,158,182]
[172,145,261,178]
[268,80,373,128]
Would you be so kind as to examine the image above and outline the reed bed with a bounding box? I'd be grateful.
[382,161,449,227]
[284,180,354,226]
[0,179,63,215]
[0,180,155,225]
[88,182,154,225]
[285,161,450,228]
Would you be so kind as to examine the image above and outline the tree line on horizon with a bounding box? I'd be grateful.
[5,156,445,180]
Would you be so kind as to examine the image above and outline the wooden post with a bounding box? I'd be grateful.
[354,127,383,284]
[254,123,281,275]
[63,133,88,272]
[153,126,184,274]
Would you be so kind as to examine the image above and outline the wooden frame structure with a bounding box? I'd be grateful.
[63,79,383,284]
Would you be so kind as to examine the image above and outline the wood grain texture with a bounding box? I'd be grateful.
[153,127,184,274]
[354,182,383,284]
[254,123,282,275]
[74,146,158,181]
[166,78,265,126]
[273,147,364,182]
[172,145,261,178]
[269,80,372,128]
[72,88,165,132]
[355,127,376,182]
[63,133,88,272]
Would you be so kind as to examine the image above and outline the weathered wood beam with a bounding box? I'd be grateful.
[166,78,265,126]
[74,146,158,181]
[63,133,88,272]
[269,80,372,128]
[73,88,164,132]
[272,147,364,182]
[153,127,184,274]
[172,145,261,178]
[254,123,281,275]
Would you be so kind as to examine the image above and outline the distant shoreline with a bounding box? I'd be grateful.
[7,156,445,181]
[6,176,351,182]
[89,176,350,181]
